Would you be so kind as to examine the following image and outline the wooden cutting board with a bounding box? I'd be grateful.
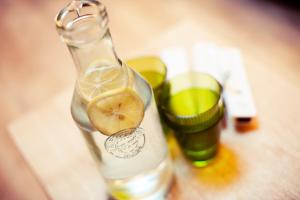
[8,20,300,200]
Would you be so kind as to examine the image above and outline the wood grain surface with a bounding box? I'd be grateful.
[1,0,300,199]
[8,16,300,200]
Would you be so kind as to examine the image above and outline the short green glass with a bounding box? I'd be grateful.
[159,72,224,167]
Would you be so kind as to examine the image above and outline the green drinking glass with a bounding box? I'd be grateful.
[159,72,224,167]
[125,56,167,102]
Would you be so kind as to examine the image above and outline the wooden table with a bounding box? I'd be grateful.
[2,0,300,199]
[8,17,300,200]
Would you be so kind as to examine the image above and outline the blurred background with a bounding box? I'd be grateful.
[0,0,299,199]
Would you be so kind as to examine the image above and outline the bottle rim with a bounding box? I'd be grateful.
[55,0,108,46]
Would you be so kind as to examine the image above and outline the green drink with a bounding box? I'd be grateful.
[139,71,165,90]
[160,72,224,167]
[167,88,219,116]
[126,56,167,102]
[139,71,166,101]
[126,57,170,135]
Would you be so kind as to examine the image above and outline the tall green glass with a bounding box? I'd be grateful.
[126,56,170,135]
[159,72,224,167]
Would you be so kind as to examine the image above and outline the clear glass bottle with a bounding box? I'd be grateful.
[55,1,172,199]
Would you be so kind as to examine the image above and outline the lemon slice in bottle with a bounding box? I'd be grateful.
[77,65,127,103]
[87,88,144,136]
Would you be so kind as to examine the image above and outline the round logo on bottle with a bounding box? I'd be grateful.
[105,127,145,159]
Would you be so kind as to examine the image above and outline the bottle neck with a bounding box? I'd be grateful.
[55,0,122,73]
[67,30,122,73]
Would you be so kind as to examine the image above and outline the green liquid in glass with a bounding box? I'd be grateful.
[139,71,165,90]
[139,70,166,105]
[167,88,218,116]
[166,87,222,166]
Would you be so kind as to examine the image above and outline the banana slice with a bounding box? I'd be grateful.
[87,88,144,136]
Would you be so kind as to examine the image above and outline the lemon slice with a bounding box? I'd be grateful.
[87,88,144,136]
[77,66,126,102]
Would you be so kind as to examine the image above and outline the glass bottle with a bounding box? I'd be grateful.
[55,1,172,199]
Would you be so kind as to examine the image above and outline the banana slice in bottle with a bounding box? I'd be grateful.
[87,88,144,136]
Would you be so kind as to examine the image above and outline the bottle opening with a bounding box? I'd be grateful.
[55,0,108,45]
